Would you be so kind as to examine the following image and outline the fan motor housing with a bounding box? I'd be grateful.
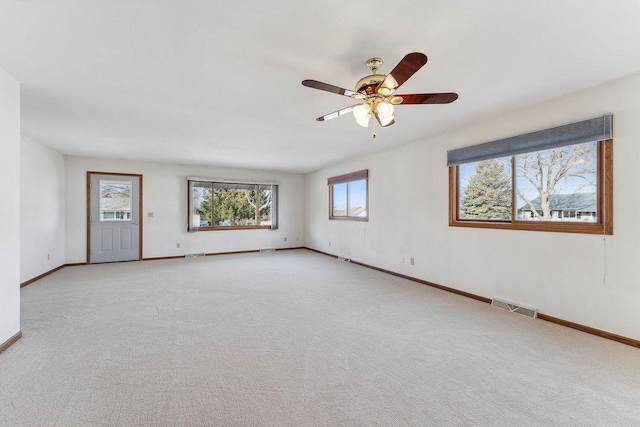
[355,74,385,95]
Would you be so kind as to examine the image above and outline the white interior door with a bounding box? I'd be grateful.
[89,173,141,263]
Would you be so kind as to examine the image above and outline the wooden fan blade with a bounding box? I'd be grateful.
[316,105,354,122]
[302,80,359,98]
[394,93,458,104]
[376,52,428,95]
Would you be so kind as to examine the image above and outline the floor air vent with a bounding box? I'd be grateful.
[185,253,205,258]
[337,256,351,263]
[260,248,276,253]
[491,299,538,319]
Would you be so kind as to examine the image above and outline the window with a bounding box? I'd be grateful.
[188,179,278,231]
[328,170,368,221]
[515,142,597,223]
[458,156,512,221]
[99,180,132,221]
[448,115,613,234]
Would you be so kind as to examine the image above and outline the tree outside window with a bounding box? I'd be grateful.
[190,181,275,230]
[460,157,512,220]
[515,142,596,222]
[450,140,611,234]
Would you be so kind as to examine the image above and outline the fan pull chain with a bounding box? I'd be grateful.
[372,119,377,139]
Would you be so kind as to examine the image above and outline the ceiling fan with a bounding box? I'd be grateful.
[302,52,458,138]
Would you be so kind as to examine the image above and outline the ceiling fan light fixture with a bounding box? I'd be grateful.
[352,102,372,119]
[378,87,392,96]
[355,114,372,128]
[376,100,394,118]
[380,115,394,127]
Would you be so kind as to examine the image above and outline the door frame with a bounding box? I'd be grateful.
[87,171,143,263]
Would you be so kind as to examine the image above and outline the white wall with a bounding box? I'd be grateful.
[20,136,66,283]
[306,72,640,341]
[65,157,306,263]
[0,67,20,345]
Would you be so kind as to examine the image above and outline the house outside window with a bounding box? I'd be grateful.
[448,115,613,235]
[517,193,596,222]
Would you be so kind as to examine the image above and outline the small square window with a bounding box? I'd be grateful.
[328,170,368,221]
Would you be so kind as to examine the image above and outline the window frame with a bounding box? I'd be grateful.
[328,170,369,222]
[449,139,613,235]
[187,180,277,231]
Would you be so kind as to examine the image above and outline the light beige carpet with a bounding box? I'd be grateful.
[1,249,639,426]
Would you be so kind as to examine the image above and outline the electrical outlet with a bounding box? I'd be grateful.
[148,212,154,218]
[401,256,405,264]
[329,241,332,246]
[176,243,180,248]
[410,257,415,265]
[296,237,299,241]
[284,237,287,242]
[47,253,50,261]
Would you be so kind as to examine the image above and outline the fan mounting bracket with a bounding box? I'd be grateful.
[366,57,383,74]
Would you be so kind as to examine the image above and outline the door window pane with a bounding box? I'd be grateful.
[100,180,132,221]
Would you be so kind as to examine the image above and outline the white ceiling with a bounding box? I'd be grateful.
[1,1,640,174]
